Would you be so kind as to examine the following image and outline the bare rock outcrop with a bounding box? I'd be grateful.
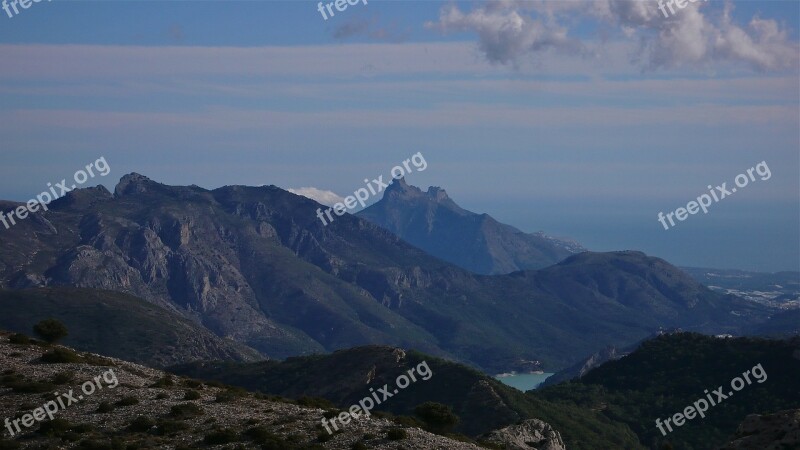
[482,418,567,450]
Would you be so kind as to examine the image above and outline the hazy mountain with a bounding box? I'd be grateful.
[357,178,583,274]
[0,287,263,367]
[0,174,773,372]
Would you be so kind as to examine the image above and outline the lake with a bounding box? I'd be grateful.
[494,373,554,391]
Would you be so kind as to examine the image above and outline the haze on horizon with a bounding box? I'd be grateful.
[0,0,797,272]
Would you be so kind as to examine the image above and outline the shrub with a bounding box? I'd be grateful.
[33,319,68,343]
[203,428,238,445]
[114,396,139,407]
[0,439,20,449]
[297,396,336,409]
[214,387,247,403]
[169,403,204,419]
[127,416,156,432]
[97,402,115,413]
[9,381,55,393]
[183,390,201,400]
[38,418,73,437]
[155,392,169,400]
[40,348,82,364]
[181,379,204,389]
[154,419,188,435]
[8,333,30,345]
[351,442,368,450]
[150,375,174,388]
[316,431,334,443]
[414,401,459,434]
[51,371,74,385]
[387,428,407,440]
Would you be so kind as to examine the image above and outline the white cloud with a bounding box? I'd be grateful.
[287,187,344,207]
[427,0,799,72]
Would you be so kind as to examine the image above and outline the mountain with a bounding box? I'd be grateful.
[357,178,583,274]
[0,173,774,372]
[534,333,800,450]
[169,345,643,449]
[0,332,482,450]
[0,287,263,367]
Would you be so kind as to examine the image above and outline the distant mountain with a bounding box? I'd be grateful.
[534,333,800,450]
[357,178,583,274]
[170,345,643,449]
[0,174,774,372]
[0,287,263,367]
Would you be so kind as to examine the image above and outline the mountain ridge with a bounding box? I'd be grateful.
[0,173,774,372]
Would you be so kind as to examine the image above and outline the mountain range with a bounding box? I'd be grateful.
[0,173,777,372]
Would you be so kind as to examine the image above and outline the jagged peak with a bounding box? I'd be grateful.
[114,173,157,197]
[384,177,423,196]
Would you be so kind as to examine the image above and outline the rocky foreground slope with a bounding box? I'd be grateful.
[0,332,482,449]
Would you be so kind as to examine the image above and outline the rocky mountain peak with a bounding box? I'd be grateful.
[114,173,156,197]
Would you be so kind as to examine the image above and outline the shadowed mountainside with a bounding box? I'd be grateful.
[357,178,583,275]
[0,173,774,372]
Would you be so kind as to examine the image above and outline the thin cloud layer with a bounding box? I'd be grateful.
[427,0,798,72]
[288,187,345,207]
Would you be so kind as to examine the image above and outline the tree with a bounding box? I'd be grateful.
[414,402,459,434]
[33,319,68,343]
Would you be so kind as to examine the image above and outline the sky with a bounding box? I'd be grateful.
[0,0,798,272]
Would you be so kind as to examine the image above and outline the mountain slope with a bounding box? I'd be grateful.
[0,287,263,367]
[534,333,800,450]
[169,345,644,449]
[0,332,480,450]
[0,173,773,372]
[357,178,583,274]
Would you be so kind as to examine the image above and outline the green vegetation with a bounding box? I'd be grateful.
[203,428,238,445]
[170,346,644,449]
[51,371,75,384]
[0,288,261,367]
[415,402,459,434]
[40,347,82,363]
[183,389,202,400]
[33,318,69,343]
[114,396,139,407]
[169,403,205,419]
[534,334,800,450]
[8,333,30,345]
[386,428,407,440]
[127,416,156,432]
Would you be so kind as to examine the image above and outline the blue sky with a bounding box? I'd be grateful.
[0,0,798,272]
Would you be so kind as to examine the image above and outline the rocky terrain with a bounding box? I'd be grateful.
[0,332,483,449]
[480,419,566,450]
